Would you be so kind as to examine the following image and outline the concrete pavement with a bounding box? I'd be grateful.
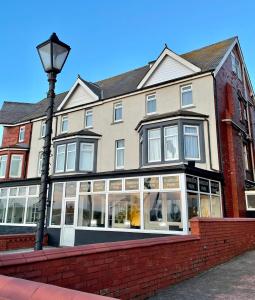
[150,250,255,299]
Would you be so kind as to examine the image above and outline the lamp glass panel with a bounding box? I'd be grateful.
[38,43,52,72]
[52,42,69,71]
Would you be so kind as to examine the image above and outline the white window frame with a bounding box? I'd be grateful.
[55,144,66,173]
[113,102,123,123]
[18,126,25,142]
[79,143,94,171]
[9,155,23,178]
[181,85,193,108]
[41,121,46,138]
[148,128,161,163]
[164,125,179,161]
[0,155,7,178]
[66,143,76,172]
[183,125,200,160]
[61,115,68,133]
[37,152,43,176]
[146,94,157,115]
[115,139,125,169]
[85,110,93,128]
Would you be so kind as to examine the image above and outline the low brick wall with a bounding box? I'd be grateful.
[0,218,254,299]
[0,233,48,251]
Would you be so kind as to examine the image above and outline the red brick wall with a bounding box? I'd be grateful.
[215,45,254,217]
[2,123,32,147]
[0,218,255,299]
[0,233,47,251]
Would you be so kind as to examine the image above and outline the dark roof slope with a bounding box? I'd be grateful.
[0,37,236,125]
[53,129,101,140]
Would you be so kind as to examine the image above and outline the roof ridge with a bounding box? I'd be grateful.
[2,100,35,105]
[181,36,237,56]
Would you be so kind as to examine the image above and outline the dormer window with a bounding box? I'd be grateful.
[113,102,123,123]
[181,85,193,108]
[146,94,156,115]
[18,126,25,142]
[61,115,68,133]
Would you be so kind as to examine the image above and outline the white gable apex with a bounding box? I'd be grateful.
[137,48,201,88]
[58,78,99,111]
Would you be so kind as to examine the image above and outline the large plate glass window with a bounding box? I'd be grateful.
[79,143,94,171]
[148,128,161,162]
[164,125,178,161]
[9,155,22,178]
[108,193,140,229]
[26,197,39,223]
[55,144,66,172]
[146,94,156,115]
[113,102,123,123]
[0,197,7,223]
[7,197,26,224]
[181,85,192,107]
[183,125,200,160]
[85,110,93,128]
[0,155,7,178]
[115,140,125,169]
[51,183,64,225]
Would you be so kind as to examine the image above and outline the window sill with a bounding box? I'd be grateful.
[111,121,123,125]
[181,105,195,109]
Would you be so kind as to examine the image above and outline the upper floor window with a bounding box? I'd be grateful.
[79,143,94,171]
[114,102,123,123]
[38,152,43,176]
[19,126,25,142]
[115,139,125,169]
[61,115,68,133]
[10,155,22,178]
[85,110,93,128]
[183,125,200,160]
[164,126,179,161]
[181,85,193,108]
[148,128,161,162]
[55,140,96,173]
[146,94,156,115]
[0,155,7,178]
[41,121,46,138]
[243,144,249,171]
[231,53,242,81]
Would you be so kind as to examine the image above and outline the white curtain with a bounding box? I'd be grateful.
[184,126,199,159]
[148,129,161,162]
[164,126,178,160]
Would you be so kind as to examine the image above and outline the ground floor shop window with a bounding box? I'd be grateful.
[0,186,39,225]
[51,183,64,225]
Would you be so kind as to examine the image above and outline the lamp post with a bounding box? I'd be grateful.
[34,33,70,250]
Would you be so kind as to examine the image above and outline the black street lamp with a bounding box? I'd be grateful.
[34,33,70,250]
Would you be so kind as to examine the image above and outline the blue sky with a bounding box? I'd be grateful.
[0,1,254,121]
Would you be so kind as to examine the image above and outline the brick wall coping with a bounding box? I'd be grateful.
[191,217,255,222]
[0,275,117,300]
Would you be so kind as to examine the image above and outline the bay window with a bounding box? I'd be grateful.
[183,125,200,160]
[0,155,7,178]
[10,155,22,178]
[164,126,178,161]
[148,128,161,162]
[66,143,76,171]
[79,143,94,171]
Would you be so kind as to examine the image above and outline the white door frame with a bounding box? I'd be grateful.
[60,197,76,246]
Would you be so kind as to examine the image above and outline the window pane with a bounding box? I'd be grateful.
[18,187,26,196]
[184,127,199,159]
[211,196,221,217]
[247,195,255,209]
[188,192,199,219]
[29,186,38,196]
[85,111,93,127]
[65,181,76,198]
[64,201,75,225]
[144,192,182,231]
[56,145,66,172]
[125,178,139,191]
[116,140,124,168]
[7,198,26,224]
[114,103,122,121]
[19,127,25,142]
[93,180,105,192]
[200,194,211,217]
[51,183,63,225]
[66,143,76,171]
[163,176,179,189]
[80,181,92,193]
[79,143,94,171]
[0,155,7,177]
[108,193,140,229]
[61,116,68,132]
[147,95,156,114]
[164,126,178,160]
[181,88,192,107]
[109,179,122,191]
[10,155,22,177]
[26,197,39,223]
[148,129,161,162]
[78,194,105,227]
[0,198,7,223]
[144,177,159,190]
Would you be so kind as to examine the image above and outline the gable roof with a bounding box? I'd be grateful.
[0,36,238,125]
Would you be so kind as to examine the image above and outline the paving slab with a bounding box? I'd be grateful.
[150,250,255,300]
